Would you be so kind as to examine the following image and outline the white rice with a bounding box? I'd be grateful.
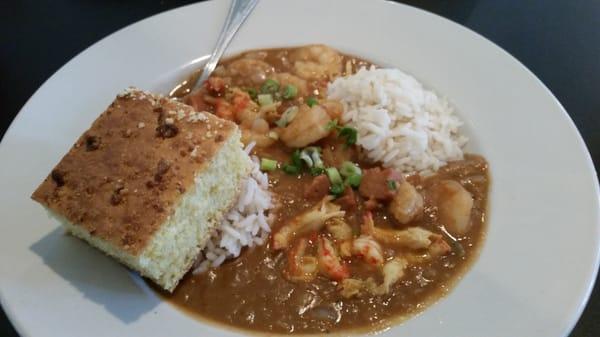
[192,142,274,274]
[327,66,467,175]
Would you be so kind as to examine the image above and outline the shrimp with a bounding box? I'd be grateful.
[388,181,424,225]
[206,89,259,123]
[279,105,332,148]
[241,128,276,148]
[226,58,274,85]
[205,76,226,95]
[213,98,234,121]
[428,235,452,257]
[432,180,474,236]
[290,44,343,80]
[338,240,353,258]
[317,236,350,281]
[352,235,384,266]
[272,196,345,250]
[286,238,319,282]
[325,218,353,241]
[230,88,260,124]
[320,100,344,120]
[361,212,435,249]
[268,72,309,97]
[376,257,408,295]
[339,278,364,298]
[339,258,407,297]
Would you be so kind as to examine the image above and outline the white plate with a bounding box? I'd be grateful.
[1,0,598,336]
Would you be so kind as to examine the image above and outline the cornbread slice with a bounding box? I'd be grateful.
[32,88,252,291]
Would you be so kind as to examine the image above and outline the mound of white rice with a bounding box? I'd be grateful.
[328,66,467,175]
[192,142,273,274]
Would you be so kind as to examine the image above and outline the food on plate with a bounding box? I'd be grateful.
[31,43,489,334]
[31,88,252,291]
[158,45,489,334]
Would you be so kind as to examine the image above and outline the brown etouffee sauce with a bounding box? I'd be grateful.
[154,47,489,335]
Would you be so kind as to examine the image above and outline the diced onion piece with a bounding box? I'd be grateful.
[275,106,299,128]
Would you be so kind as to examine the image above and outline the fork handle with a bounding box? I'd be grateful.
[196,0,260,87]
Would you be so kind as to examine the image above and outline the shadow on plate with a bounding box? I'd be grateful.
[29,227,160,323]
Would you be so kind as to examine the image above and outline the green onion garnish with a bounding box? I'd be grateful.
[246,88,258,100]
[275,106,299,128]
[338,127,358,146]
[282,164,300,175]
[310,166,325,176]
[345,174,362,188]
[339,161,362,177]
[326,167,343,185]
[290,149,303,167]
[299,151,313,167]
[260,158,278,171]
[299,146,323,169]
[257,94,274,107]
[326,120,358,146]
[326,119,339,131]
[282,85,298,100]
[330,183,345,196]
[387,180,397,190]
[260,79,280,94]
[306,96,318,107]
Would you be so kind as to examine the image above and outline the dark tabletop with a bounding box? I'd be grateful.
[1,0,599,336]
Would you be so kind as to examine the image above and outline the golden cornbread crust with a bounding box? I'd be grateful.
[32,88,237,256]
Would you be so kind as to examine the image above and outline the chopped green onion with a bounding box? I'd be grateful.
[275,106,299,128]
[330,183,345,196]
[282,164,300,175]
[299,146,323,169]
[299,150,313,167]
[260,79,280,94]
[306,96,318,107]
[326,119,339,131]
[246,88,258,100]
[290,149,303,167]
[339,161,362,177]
[310,151,324,169]
[257,94,274,107]
[281,150,303,175]
[260,158,278,171]
[338,127,358,146]
[345,174,362,188]
[310,166,325,176]
[326,167,343,185]
[326,121,358,146]
[387,180,397,190]
[282,84,298,100]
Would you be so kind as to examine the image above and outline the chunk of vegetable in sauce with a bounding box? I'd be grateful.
[260,158,278,171]
[282,84,298,99]
[260,78,280,94]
